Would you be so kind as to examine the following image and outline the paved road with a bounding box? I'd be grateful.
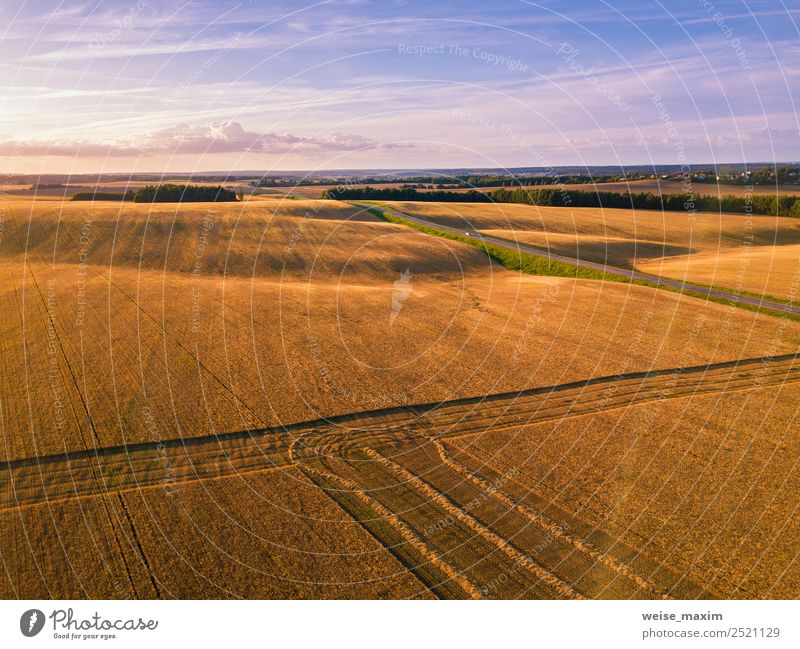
[351,201,800,316]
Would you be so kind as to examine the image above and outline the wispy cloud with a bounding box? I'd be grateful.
[28,33,267,62]
[2,0,798,170]
[0,121,399,157]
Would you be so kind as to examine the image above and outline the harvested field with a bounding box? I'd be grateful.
[2,195,799,599]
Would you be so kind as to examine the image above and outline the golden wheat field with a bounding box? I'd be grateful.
[384,200,800,298]
[1,194,799,599]
[637,245,800,302]
[426,179,800,197]
[258,179,798,200]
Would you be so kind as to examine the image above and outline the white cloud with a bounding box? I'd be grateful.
[0,121,398,157]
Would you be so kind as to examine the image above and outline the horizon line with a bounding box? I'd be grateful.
[3,160,799,179]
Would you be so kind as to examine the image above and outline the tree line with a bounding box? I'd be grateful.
[71,184,238,203]
[323,186,494,203]
[324,186,800,217]
[450,173,652,188]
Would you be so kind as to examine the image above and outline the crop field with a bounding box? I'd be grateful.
[0,180,253,199]
[448,375,800,598]
[418,180,800,197]
[557,179,800,197]
[270,180,800,200]
[382,200,800,299]
[1,194,799,598]
[637,245,800,302]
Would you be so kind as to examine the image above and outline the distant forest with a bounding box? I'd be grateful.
[323,186,495,203]
[71,191,135,201]
[324,186,800,217]
[257,165,799,189]
[255,173,651,189]
[71,184,238,203]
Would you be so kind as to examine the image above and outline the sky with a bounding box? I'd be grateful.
[0,0,798,173]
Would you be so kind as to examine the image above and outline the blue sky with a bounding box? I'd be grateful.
[1,0,798,172]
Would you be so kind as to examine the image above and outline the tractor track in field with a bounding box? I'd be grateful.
[430,438,669,598]
[361,447,584,599]
[299,459,483,600]
[25,262,159,597]
[2,351,798,509]
[3,351,796,598]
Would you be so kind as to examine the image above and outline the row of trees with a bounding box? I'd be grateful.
[323,186,494,202]
[71,191,134,201]
[491,187,800,216]
[704,165,800,186]
[747,165,800,186]
[132,184,238,202]
[255,175,464,187]
[71,184,239,203]
[451,173,652,188]
[258,172,655,190]
[324,186,800,217]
